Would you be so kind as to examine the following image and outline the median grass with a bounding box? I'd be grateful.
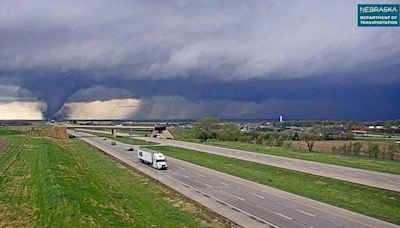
[0,128,229,227]
[81,131,157,145]
[150,145,400,225]
[199,140,400,175]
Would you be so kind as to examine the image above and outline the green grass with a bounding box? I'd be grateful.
[198,140,400,175]
[0,129,228,227]
[149,146,400,225]
[83,131,157,145]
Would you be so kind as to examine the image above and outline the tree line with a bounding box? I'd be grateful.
[171,117,400,160]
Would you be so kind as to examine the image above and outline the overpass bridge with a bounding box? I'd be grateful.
[63,124,155,137]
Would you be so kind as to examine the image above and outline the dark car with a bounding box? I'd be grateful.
[111,141,116,145]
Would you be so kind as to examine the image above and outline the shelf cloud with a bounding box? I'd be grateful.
[0,0,399,119]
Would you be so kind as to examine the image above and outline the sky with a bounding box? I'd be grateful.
[0,0,399,120]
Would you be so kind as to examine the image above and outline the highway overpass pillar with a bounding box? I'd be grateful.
[111,129,117,138]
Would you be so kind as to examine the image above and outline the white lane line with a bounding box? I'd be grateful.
[274,212,293,220]
[196,174,206,177]
[181,175,190,178]
[250,193,265,199]
[388,180,400,184]
[179,167,186,170]
[203,183,213,188]
[217,181,229,186]
[297,209,316,217]
[233,195,246,201]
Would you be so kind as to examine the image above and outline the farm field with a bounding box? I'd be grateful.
[0,127,229,227]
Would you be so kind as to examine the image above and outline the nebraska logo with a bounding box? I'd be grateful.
[358,4,399,26]
[359,5,398,13]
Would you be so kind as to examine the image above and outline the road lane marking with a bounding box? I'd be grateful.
[274,212,292,220]
[217,181,229,186]
[274,212,312,227]
[181,175,190,178]
[203,183,213,188]
[196,174,206,177]
[180,167,186,170]
[233,195,246,201]
[297,209,316,217]
[250,193,265,199]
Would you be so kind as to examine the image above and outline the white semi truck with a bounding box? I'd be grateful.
[137,148,168,170]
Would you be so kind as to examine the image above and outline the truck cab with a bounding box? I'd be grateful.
[152,153,168,170]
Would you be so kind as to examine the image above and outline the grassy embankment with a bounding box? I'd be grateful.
[80,131,157,146]
[0,127,229,227]
[149,145,400,225]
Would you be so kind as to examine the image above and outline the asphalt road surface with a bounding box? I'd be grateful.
[135,136,400,192]
[70,130,397,228]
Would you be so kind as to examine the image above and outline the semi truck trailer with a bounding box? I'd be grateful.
[137,148,168,170]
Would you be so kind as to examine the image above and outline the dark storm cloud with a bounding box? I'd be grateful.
[0,0,399,119]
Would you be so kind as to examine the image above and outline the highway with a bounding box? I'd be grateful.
[77,129,400,192]
[70,130,398,228]
[134,136,400,192]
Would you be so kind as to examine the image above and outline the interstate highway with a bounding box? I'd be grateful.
[69,130,397,228]
[136,136,400,192]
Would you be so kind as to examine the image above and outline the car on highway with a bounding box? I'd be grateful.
[126,146,134,151]
[111,141,116,145]
[103,138,107,140]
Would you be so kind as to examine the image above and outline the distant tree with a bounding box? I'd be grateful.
[274,135,285,147]
[368,143,380,158]
[301,133,317,152]
[216,124,240,141]
[351,142,362,156]
[292,132,300,141]
[256,133,270,145]
[196,129,216,142]
[238,135,253,143]
[194,117,220,131]
[387,144,399,160]
[338,142,350,155]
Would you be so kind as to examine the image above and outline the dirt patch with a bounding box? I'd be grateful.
[16,126,69,140]
[0,139,10,153]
